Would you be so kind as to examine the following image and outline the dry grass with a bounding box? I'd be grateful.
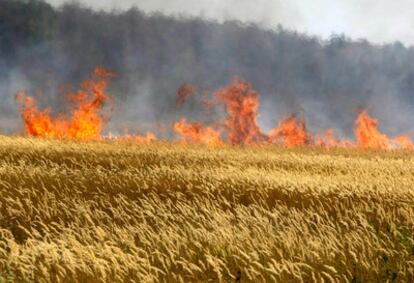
[0,136,413,282]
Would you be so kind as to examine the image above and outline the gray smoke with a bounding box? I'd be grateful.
[1,0,414,139]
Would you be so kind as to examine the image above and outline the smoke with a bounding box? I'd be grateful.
[0,68,31,133]
[3,0,414,140]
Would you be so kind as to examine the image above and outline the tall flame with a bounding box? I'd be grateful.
[354,111,391,149]
[215,78,266,144]
[16,67,114,140]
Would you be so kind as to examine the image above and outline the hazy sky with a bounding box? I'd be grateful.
[46,0,414,45]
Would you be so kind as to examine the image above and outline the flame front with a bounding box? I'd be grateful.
[16,67,114,140]
[354,111,391,150]
[14,70,414,150]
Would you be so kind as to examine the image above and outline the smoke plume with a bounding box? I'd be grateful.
[1,0,414,138]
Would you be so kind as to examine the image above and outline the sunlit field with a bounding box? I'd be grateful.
[4,1,414,282]
[0,136,413,282]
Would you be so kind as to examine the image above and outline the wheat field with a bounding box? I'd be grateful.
[0,136,413,282]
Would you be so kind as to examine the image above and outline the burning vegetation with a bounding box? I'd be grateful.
[15,68,414,150]
[16,67,115,140]
[214,78,267,145]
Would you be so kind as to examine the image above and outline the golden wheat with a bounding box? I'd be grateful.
[0,135,412,282]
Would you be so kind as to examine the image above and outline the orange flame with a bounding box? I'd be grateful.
[268,115,308,147]
[315,129,346,148]
[354,111,391,149]
[394,135,414,150]
[215,78,266,144]
[173,118,222,146]
[14,71,414,150]
[16,67,114,140]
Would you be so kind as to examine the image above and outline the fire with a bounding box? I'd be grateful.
[16,67,114,140]
[268,115,308,147]
[122,132,158,144]
[215,78,266,144]
[14,70,414,150]
[394,135,414,150]
[106,131,158,144]
[354,111,391,150]
[15,93,59,138]
[173,118,222,146]
[315,129,338,147]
